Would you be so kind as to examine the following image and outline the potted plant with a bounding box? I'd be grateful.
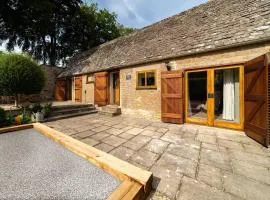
[30,103,44,122]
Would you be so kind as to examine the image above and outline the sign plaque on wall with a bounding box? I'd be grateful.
[126,74,132,80]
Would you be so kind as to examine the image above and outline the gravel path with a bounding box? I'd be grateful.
[0,129,121,200]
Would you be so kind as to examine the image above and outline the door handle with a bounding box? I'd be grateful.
[208,93,214,98]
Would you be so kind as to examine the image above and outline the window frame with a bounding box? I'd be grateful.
[86,74,94,84]
[136,70,157,89]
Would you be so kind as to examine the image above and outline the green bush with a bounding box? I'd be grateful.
[0,53,45,106]
[42,102,52,118]
[0,107,6,127]
[29,103,43,113]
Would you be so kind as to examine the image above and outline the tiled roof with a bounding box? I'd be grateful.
[59,0,270,77]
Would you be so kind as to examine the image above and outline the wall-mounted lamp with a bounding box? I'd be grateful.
[166,61,177,71]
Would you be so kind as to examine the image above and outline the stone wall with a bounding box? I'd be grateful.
[119,42,270,120]
[0,65,63,104]
[120,63,167,119]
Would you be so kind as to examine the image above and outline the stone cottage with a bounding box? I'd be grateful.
[56,0,270,146]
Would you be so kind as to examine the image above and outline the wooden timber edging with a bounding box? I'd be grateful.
[0,123,152,199]
[0,124,33,134]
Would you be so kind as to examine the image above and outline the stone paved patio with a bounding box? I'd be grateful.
[45,114,270,200]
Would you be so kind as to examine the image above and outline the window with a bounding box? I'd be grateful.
[136,70,157,89]
[86,74,94,84]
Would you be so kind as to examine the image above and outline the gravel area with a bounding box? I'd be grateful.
[0,129,121,200]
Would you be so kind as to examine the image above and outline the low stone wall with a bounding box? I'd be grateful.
[0,65,63,104]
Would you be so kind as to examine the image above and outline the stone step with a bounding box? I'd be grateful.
[45,110,98,122]
[98,105,121,116]
[50,107,96,117]
[52,104,93,111]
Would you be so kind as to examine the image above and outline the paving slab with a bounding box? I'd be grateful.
[91,125,110,133]
[81,138,100,146]
[123,135,152,150]
[160,133,184,144]
[73,130,96,139]
[200,148,231,171]
[101,135,127,147]
[94,143,115,153]
[90,132,110,141]
[110,146,135,161]
[144,139,169,154]
[223,173,270,200]
[229,150,270,167]
[166,143,200,162]
[105,128,124,135]
[197,163,224,189]
[130,149,159,168]
[125,127,144,135]
[141,130,164,138]
[177,176,238,200]
[218,139,244,150]
[118,132,135,140]
[196,134,217,144]
[156,153,197,178]
[232,160,270,185]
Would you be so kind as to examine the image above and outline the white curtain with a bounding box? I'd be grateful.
[223,69,235,121]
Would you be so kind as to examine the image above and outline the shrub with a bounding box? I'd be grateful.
[0,107,6,127]
[29,103,43,113]
[42,102,52,118]
[0,53,45,106]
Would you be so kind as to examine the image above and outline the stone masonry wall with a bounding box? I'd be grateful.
[120,63,167,119]
[120,42,270,120]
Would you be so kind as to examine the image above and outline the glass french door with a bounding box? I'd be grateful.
[185,66,244,130]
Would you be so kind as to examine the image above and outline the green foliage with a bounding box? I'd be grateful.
[42,102,52,118]
[0,1,134,66]
[0,107,6,127]
[118,25,136,36]
[0,54,45,100]
[5,113,15,126]
[21,114,31,124]
[29,103,43,113]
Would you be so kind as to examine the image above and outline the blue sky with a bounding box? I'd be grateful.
[86,0,208,28]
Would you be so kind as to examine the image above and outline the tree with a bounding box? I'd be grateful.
[118,25,136,36]
[0,1,134,66]
[0,53,45,107]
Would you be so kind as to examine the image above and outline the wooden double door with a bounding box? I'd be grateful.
[185,65,244,130]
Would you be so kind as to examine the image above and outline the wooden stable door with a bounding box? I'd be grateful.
[95,72,108,106]
[55,79,66,101]
[161,71,184,124]
[244,54,269,147]
[74,76,82,102]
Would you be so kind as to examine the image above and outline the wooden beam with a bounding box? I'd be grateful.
[0,124,33,134]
